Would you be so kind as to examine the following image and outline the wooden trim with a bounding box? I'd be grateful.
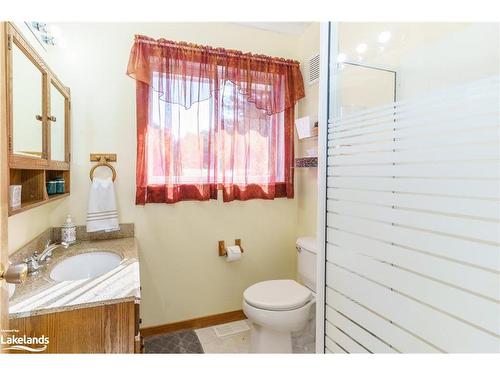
[0,21,10,353]
[49,76,71,163]
[140,310,247,338]
[5,24,13,160]
[9,157,69,171]
[90,153,117,162]
[44,71,50,161]
[49,71,70,98]
[9,154,48,169]
[65,88,71,163]
[8,192,69,216]
[47,160,70,170]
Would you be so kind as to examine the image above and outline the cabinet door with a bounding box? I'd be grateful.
[10,38,45,159]
[49,81,68,162]
[6,23,71,169]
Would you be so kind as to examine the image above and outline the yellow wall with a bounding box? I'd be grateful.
[44,23,306,327]
[296,23,320,238]
[8,201,63,254]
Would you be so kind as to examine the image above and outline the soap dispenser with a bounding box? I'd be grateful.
[61,214,76,245]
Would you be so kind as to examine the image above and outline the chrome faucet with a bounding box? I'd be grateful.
[39,240,70,262]
[24,240,69,274]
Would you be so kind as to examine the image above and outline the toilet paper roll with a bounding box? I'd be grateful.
[226,245,242,262]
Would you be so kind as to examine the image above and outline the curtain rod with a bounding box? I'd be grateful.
[135,35,301,67]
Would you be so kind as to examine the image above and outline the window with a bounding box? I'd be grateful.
[147,74,214,185]
[127,35,304,204]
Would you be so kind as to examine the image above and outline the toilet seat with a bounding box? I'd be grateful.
[244,279,312,311]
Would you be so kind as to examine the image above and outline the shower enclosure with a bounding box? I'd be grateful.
[317,22,500,353]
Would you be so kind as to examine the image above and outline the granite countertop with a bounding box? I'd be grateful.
[9,237,140,319]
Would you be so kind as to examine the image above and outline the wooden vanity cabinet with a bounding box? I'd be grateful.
[1,22,71,216]
[9,301,141,354]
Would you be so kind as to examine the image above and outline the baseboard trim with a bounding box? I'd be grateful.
[140,309,247,337]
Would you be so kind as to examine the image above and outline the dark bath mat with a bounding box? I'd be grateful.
[144,330,204,354]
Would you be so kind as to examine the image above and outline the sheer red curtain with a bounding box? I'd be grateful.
[127,35,304,204]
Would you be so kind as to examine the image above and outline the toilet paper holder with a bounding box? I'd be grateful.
[218,239,244,257]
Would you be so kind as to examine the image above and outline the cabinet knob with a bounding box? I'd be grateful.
[0,262,28,284]
[35,114,43,121]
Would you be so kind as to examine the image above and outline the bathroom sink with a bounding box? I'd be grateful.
[50,251,122,282]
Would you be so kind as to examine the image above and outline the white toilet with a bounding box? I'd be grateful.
[243,237,317,353]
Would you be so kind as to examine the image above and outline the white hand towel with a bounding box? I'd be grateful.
[86,177,120,233]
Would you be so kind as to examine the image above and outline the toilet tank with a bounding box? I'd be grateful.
[296,237,317,292]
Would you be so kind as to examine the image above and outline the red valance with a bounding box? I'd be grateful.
[127,35,305,115]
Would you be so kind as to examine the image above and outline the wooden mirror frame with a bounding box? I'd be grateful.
[4,22,71,171]
[2,22,71,216]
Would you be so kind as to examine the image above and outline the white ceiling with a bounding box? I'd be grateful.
[235,22,312,35]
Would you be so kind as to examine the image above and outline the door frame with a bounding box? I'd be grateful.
[0,21,10,353]
[315,21,337,354]
[315,22,399,354]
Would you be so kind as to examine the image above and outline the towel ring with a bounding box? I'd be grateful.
[90,156,117,182]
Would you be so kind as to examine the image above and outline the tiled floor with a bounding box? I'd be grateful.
[144,319,316,354]
[144,329,204,353]
[197,319,315,353]
[195,320,252,353]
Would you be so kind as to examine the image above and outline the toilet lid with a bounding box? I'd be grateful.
[244,280,312,311]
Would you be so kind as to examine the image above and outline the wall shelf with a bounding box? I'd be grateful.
[8,169,70,216]
[295,157,318,168]
[8,192,70,217]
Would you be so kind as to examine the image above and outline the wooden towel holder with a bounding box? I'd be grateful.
[89,153,117,182]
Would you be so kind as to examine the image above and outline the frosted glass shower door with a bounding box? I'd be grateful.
[322,22,500,353]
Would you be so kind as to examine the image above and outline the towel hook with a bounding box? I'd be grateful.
[89,154,117,182]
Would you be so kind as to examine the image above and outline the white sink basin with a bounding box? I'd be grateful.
[50,251,122,282]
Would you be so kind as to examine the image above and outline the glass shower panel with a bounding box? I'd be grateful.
[335,23,499,106]
[324,22,500,353]
[338,63,395,116]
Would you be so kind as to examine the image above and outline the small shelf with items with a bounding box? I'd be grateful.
[295,157,318,168]
[8,169,46,215]
[8,169,70,216]
[295,115,318,167]
[45,170,71,198]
